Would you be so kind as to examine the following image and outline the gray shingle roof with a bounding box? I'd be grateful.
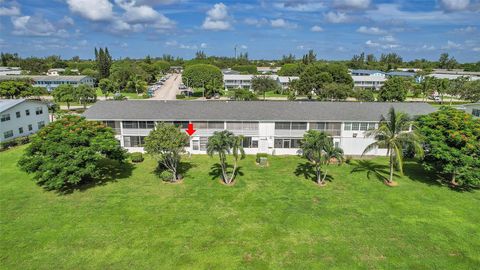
[0,99,25,113]
[83,100,436,122]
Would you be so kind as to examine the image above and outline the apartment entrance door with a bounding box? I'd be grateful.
[259,138,268,153]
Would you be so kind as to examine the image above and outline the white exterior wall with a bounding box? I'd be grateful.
[110,120,387,156]
[0,101,49,142]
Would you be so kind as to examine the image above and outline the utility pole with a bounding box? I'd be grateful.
[234,45,237,59]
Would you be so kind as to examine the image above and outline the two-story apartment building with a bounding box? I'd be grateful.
[0,75,95,92]
[83,100,435,156]
[223,74,299,90]
[0,99,49,142]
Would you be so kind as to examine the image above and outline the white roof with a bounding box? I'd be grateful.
[352,75,388,82]
[278,76,299,83]
[223,74,254,80]
[0,99,25,113]
[428,74,480,81]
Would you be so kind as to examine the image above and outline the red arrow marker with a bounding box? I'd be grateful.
[185,123,196,136]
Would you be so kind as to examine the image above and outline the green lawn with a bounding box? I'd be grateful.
[1,146,479,269]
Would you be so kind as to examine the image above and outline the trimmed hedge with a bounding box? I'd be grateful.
[159,170,173,182]
[0,136,30,151]
[176,94,186,99]
[130,152,144,163]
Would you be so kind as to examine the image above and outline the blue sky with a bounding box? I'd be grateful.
[0,0,479,62]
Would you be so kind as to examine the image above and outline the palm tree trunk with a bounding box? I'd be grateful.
[389,151,394,183]
[316,163,321,184]
[322,168,328,183]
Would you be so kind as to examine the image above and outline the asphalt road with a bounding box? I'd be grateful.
[151,73,181,100]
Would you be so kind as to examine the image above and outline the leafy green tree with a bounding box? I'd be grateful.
[75,84,97,109]
[0,80,35,98]
[182,64,223,89]
[98,78,117,99]
[232,65,257,74]
[461,80,480,103]
[126,75,148,95]
[18,115,126,191]
[81,68,98,78]
[251,76,280,100]
[154,61,171,74]
[296,63,353,95]
[47,102,59,122]
[302,50,316,65]
[419,76,434,101]
[416,107,480,188]
[300,130,343,186]
[144,123,189,182]
[354,88,375,102]
[229,88,258,100]
[363,107,424,185]
[317,82,352,101]
[277,63,304,76]
[447,76,468,104]
[433,78,449,103]
[52,84,76,109]
[207,130,245,185]
[109,60,148,90]
[378,77,408,102]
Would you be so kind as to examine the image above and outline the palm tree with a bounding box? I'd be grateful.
[321,138,344,183]
[128,75,147,96]
[206,131,245,185]
[75,85,97,109]
[363,107,424,185]
[300,130,336,186]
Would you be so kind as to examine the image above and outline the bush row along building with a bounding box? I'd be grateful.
[83,100,435,156]
[0,99,50,142]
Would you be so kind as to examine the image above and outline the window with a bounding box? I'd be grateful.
[360,122,368,131]
[103,121,121,134]
[199,137,208,151]
[28,124,33,131]
[291,122,307,130]
[193,121,208,129]
[192,139,199,150]
[1,114,10,122]
[344,122,376,131]
[310,122,341,136]
[208,121,224,129]
[123,136,145,147]
[16,111,21,118]
[3,130,13,139]
[473,109,480,117]
[344,122,352,131]
[37,121,45,129]
[352,122,360,131]
[173,121,189,128]
[25,109,30,116]
[242,137,258,148]
[18,127,23,134]
[226,121,259,131]
[275,122,291,130]
[35,107,43,115]
[122,121,138,129]
[138,121,155,129]
[274,138,302,149]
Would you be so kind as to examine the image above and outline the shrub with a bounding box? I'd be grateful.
[176,94,186,99]
[256,153,268,163]
[142,93,150,99]
[159,170,174,182]
[345,155,353,164]
[113,94,126,100]
[0,136,30,151]
[130,152,144,163]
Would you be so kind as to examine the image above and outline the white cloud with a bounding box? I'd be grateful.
[244,17,268,27]
[114,0,175,30]
[200,42,207,48]
[0,5,20,16]
[270,18,297,29]
[310,25,324,32]
[325,11,349,23]
[202,3,231,30]
[442,40,462,49]
[240,44,248,49]
[453,26,477,33]
[60,16,75,26]
[365,40,380,47]
[421,44,436,51]
[440,0,470,11]
[380,35,396,43]
[67,0,114,21]
[273,1,325,12]
[357,26,387,35]
[473,47,480,52]
[11,15,67,37]
[165,40,178,46]
[333,0,371,10]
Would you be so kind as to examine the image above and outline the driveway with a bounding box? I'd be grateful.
[150,73,182,100]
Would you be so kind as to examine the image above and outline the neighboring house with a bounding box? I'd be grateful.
[350,69,386,77]
[0,67,22,75]
[386,71,416,78]
[456,103,480,117]
[83,100,435,156]
[277,76,299,90]
[352,75,387,90]
[427,73,480,81]
[0,99,49,142]
[257,67,281,74]
[223,74,297,90]
[0,75,95,91]
[221,68,241,75]
[47,68,65,76]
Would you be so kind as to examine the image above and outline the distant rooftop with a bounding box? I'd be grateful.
[0,75,93,82]
[0,99,25,113]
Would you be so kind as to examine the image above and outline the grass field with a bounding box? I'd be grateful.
[1,146,479,269]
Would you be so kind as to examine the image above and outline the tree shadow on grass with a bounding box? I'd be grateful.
[350,160,392,184]
[294,162,333,183]
[209,163,244,182]
[153,161,196,178]
[402,160,443,187]
[62,159,135,194]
